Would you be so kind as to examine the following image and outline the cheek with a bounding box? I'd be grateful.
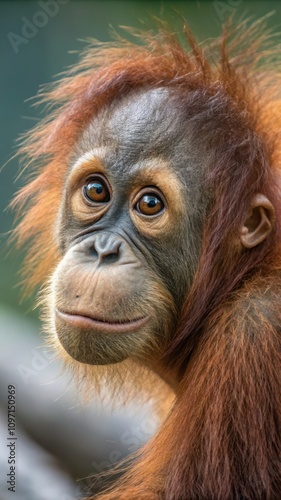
[144,232,199,307]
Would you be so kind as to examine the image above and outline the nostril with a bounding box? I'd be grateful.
[89,239,122,264]
[89,247,99,258]
[99,241,121,264]
[84,238,99,258]
[102,252,120,264]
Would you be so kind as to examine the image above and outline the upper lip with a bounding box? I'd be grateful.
[55,308,149,333]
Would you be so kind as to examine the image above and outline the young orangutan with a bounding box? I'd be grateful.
[13,18,281,500]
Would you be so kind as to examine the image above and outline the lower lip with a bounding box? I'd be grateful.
[55,309,149,333]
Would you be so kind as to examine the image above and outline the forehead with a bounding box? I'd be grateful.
[75,88,201,179]
[104,88,185,153]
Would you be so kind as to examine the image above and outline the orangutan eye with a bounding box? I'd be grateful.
[83,176,110,203]
[135,193,165,216]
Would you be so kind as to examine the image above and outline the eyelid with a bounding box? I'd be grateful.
[84,172,110,186]
[66,157,108,194]
[82,173,112,203]
[132,186,167,208]
[131,187,167,220]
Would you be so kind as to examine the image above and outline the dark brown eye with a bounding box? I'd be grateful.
[83,177,110,204]
[136,193,165,216]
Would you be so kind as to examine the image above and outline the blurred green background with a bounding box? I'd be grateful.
[1,1,281,498]
[1,0,281,317]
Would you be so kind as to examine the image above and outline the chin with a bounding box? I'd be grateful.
[54,310,153,366]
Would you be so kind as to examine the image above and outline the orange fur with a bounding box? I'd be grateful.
[13,18,281,499]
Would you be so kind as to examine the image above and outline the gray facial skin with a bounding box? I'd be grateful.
[69,88,206,301]
[52,88,207,365]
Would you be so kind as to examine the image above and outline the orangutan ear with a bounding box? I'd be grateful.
[240,194,275,249]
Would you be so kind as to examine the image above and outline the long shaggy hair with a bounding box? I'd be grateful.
[12,17,281,500]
